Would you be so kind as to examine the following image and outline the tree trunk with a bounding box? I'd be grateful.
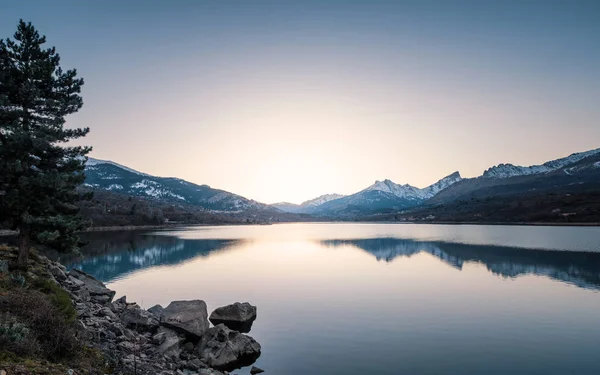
[16,224,30,269]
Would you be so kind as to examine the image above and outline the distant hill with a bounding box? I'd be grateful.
[272,194,345,214]
[311,172,462,217]
[370,151,600,223]
[79,147,600,225]
[81,158,311,226]
[85,158,271,212]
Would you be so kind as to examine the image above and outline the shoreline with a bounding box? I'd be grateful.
[0,249,262,375]
[1,220,599,237]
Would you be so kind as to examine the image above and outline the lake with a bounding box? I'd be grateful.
[66,223,600,375]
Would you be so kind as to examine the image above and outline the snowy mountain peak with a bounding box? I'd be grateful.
[483,148,600,178]
[365,172,462,201]
[86,157,149,177]
[301,193,345,207]
[423,171,463,196]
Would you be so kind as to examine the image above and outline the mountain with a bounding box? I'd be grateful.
[374,149,600,223]
[84,158,273,213]
[482,148,600,178]
[272,193,345,214]
[313,172,462,217]
[429,149,600,205]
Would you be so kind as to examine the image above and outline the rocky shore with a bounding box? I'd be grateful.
[44,257,262,375]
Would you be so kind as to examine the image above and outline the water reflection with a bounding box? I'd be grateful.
[66,231,239,282]
[321,238,600,291]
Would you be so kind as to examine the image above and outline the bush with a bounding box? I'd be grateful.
[0,289,80,361]
[0,313,41,358]
[32,278,77,322]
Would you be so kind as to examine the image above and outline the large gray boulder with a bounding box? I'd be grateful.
[196,324,261,371]
[161,300,209,339]
[69,268,115,304]
[209,302,257,333]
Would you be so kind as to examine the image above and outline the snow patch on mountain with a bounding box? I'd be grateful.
[483,148,600,178]
[86,157,149,176]
[301,194,345,207]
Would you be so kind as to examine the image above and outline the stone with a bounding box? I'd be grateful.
[209,302,257,333]
[74,287,90,302]
[121,305,159,332]
[108,323,126,337]
[155,327,182,358]
[67,275,85,288]
[148,304,164,318]
[196,324,261,371]
[48,263,67,281]
[250,366,265,374]
[114,295,127,304]
[162,300,209,339]
[183,341,195,352]
[117,341,137,353]
[100,307,117,319]
[69,269,116,304]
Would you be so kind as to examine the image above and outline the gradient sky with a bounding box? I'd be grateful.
[1,1,599,204]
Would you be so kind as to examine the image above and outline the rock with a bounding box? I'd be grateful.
[155,327,183,358]
[197,369,226,375]
[196,324,261,371]
[48,263,67,281]
[121,305,159,332]
[187,358,206,370]
[209,302,257,333]
[148,304,164,318]
[99,307,117,319]
[162,300,209,339]
[108,323,126,337]
[114,295,127,304]
[67,275,85,288]
[250,366,265,374]
[73,287,91,302]
[117,340,137,353]
[69,269,116,304]
[183,341,195,352]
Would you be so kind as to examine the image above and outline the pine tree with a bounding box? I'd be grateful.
[0,20,91,268]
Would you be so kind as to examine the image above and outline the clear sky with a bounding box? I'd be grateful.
[1,1,599,204]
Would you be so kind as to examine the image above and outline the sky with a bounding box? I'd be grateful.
[1,1,599,204]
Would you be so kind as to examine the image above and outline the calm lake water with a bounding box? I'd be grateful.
[67,223,600,375]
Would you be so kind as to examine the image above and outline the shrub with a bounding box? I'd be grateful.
[0,313,40,358]
[32,278,77,322]
[0,289,80,361]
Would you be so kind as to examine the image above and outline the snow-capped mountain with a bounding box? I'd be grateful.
[363,172,462,201]
[483,148,600,178]
[303,194,345,208]
[84,158,272,213]
[428,147,600,206]
[313,172,462,216]
[272,193,345,214]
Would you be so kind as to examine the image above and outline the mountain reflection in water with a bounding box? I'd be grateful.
[321,238,600,291]
[66,231,240,283]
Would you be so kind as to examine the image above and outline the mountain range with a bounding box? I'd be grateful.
[82,147,600,224]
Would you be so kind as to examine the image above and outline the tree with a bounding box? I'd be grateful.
[0,20,91,268]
